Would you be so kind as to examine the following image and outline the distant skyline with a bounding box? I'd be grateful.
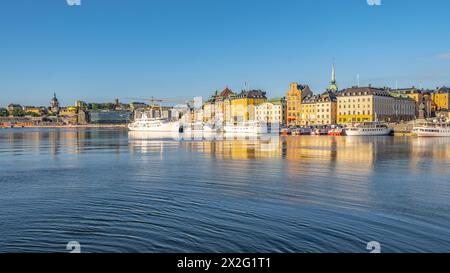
[1,0,450,107]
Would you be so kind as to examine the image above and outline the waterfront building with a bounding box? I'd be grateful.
[298,91,337,126]
[299,94,318,125]
[88,110,132,124]
[431,87,450,111]
[204,87,236,124]
[390,87,434,118]
[255,98,286,125]
[77,109,88,125]
[337,86,416,124]
[230,89,267,122]
[59,107,78,117]
[286,83,313,126]
[23,106,44,116]
[203,96,215,123]
[315,91,337,125]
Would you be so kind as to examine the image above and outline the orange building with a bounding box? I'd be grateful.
[286,83,313,126]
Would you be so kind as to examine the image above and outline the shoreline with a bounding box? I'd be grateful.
[1,124,128,129]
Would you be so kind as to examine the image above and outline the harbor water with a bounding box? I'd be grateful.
[1,128,450,253]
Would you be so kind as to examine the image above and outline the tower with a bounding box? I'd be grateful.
[50,93,60,113]
[328,63,338,92]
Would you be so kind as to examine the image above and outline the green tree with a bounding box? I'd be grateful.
[92,103,99,111]
[12,109,25,117]
[104,103,114,110]
[0,108,8,117]
[26,111,40,117]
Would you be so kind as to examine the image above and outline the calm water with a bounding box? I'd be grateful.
[1,128,450,253]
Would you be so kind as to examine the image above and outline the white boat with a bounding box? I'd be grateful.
[311,127,329,136]
[412,120,450,137]
[223,121,268,134]
[183,122,215,133]
[128,113,180,132]
[345,122,392,136]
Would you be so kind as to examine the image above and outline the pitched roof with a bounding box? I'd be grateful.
[220,87,235,97]
[235,89,267,99]
[339,87,390,97]
[302,94,319,104]
[318,90,337,102]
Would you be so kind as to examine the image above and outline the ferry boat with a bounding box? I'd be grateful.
[128,113,180,132]
[345,122,392,136]
[223,121,268,134]
[412,120,450,137]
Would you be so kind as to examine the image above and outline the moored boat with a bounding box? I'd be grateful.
[412,120,450,137]
[328,126,344,136]
[223,121,268,134]
[128,113,180,132]
[183,121,215,133]
[345,122,392,136]
[312,126,329,136]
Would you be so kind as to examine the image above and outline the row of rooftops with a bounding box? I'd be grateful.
[208,87,267,102]
[206,85,450,104]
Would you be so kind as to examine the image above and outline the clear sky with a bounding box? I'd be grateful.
[1,0,449,107]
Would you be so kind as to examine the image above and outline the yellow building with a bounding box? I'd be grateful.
[299,95,318,125]
[23,106,43,116]
[203,100,215,123]
[59,106,78,117]
[337,87,416,124]
[286,83,313,126]
[315,91,337,125]
[432,87,450,111]
[230,90,267,122]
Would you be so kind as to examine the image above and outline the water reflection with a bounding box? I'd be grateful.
[2,129,450,252]
[3,129,450,166]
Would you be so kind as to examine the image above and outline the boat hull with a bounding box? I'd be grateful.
[223,124,268,134]
[413,128,450,137]
[128,122,180,132]
[345,128,392,136]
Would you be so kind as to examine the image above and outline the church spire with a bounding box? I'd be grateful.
[331,63,336,84]
[328,62,338,92]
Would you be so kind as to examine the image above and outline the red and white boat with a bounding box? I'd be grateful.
[328,126,345,136]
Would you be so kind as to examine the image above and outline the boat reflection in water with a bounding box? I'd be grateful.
[3,129,450,252]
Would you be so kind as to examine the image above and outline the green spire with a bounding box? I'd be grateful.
[328,63,338,92]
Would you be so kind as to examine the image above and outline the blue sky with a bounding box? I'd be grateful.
[0,0,449,106]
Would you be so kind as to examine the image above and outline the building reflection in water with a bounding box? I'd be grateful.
[3,129,450,176]
[409,137,450,175]
[0,128,127,157]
